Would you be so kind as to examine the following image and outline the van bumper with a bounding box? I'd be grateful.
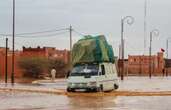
[67,86,99,92]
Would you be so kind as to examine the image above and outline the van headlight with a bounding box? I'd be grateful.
[88,82,97,86]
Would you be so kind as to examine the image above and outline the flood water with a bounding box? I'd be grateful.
[1,77,171,110]
[1,76,171,91]
[0,91,171,110]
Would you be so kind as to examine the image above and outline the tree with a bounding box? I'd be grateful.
[18,57,48,78]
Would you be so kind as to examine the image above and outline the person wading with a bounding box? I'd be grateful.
[51,67,56,82]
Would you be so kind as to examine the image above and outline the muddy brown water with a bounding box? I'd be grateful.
[1,77,171,109]
[0,91,171,110]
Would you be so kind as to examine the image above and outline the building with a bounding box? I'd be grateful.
[21,46,70,64]
[0,47,22,78]
[0,46,70,78]
[164,59,171,75]
[117,59,128,76]
[127,52,164,75]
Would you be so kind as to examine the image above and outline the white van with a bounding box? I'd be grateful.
[67,62,119,92]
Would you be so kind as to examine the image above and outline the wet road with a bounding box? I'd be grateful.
[31,76,171,91]
[1,77,171,110]
[0,91,171,110]
[2,76,171,91]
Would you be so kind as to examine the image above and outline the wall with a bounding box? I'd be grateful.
[0,46,70,78]
[127,52,164,75]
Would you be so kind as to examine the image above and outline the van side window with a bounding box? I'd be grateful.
[101,65,105,75]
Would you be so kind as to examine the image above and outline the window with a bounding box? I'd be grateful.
[101,65,105,75]
[70,64,99,76]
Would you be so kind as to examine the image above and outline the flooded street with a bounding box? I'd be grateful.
[0,91,171,110]
[1,77,171,110]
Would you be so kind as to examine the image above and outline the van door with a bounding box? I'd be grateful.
[99,64,107,91]
[104,63,115,90]
[98,64,111,91]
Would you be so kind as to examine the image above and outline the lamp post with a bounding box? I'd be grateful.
[166,38,171,59]
[166,38,171,76]
[5,38,8,84]
[121,16,134,80]
[149,29,159,78]
[11,0,15,85]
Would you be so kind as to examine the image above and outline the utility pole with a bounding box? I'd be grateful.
[5,38,8,83]
[121,19,124,80]
[144,0,147,54]
[118,44,121,77]
[149,32,152,78]
[11,0,15,85]
[69,26,72,51]
[69,25,72,63]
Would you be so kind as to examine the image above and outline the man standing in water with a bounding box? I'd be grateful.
[51,67,56,82]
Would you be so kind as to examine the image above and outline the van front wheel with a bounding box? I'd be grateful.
[99,84,103,92]
[114,84,119,90]
[67,88,75,92]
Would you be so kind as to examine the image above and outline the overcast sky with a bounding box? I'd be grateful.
[0,0,170,58]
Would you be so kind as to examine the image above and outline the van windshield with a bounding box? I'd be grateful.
[70,64,99,76]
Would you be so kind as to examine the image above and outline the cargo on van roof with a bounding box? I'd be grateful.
[72,35,115,64]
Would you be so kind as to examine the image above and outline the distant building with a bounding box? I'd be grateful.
[117,59,128,76]
[21,46,70,64]
[164,59,171,75]
[0,46,70,78]
[127,52,164,75]
[0,47,22,77]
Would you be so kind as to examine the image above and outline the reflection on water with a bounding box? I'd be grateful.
[68,95,116,109]
[0,91,171,110]
[0,91,117,110]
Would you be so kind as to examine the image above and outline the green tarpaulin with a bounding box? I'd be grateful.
[72,35,115,64]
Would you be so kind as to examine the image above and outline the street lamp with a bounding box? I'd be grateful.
[11,0,15,85]
[120,16,134,80]
[149,29,159,78]
[166,37,171,76]
[166,38,171,59]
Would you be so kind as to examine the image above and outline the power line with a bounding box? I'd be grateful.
[0,28,68,36]
[0,31,68,38]
[15,31,68,38]
[16,28,68,35]
[73,29,86,36]
[0,27,87,39]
